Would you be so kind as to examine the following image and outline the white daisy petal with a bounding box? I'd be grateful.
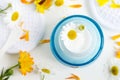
[60,22,86,54]
[3,7,22,28]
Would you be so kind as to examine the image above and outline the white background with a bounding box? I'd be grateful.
[0,0,119,80]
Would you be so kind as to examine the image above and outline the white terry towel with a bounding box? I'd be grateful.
[0,0,45,54]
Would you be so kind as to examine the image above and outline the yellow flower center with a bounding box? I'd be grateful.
[41,68,51,74]
[78,25,85,31]
[11,11,19,21]
[55,0,64,7]
[55,0,64,6]
[111,66,119,76]
[67,30,77,40]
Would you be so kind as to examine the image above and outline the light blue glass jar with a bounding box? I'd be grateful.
[50,15,104,67]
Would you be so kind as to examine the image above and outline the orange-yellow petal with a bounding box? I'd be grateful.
[40,39,50,44]
[116,42,120,46]
[21,0,34,4]
[43,0,52,9]
[110,0,120,8]
[19,21,24,27]
[20,30,29,41]
[69,4,82,8]
[66,74,80,80]
[111,34,120,40]
[110,3,120,8]
[116,50,120,59]
[96,0,109,6]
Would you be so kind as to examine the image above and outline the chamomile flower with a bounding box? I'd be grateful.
[3,8,22,29]
[104,58,120,80]
[19,51,34,75]
[34,63,55,80]
[35,63,52,74]
[60,22,86,53]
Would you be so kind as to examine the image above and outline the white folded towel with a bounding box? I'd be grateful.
[0,0,45,54]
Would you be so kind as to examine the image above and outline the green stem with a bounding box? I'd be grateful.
[9,64,19,70]
[42,75,45,80]
[40,73,45,80]
[0,3,12,13]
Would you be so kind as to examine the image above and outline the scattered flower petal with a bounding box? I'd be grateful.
[96,0,109,6]
[110,0,120,8]
[110,3,120,8]
[21,0,34,4]
[111,34,120,40]
[19,51,34,75]
[116,50,120,59]
[18,21,24,27]
[116,42,120,46]
[69,4,82,8]
[66,74,80,80]
[20,30,29,41]
[40,39,50,44]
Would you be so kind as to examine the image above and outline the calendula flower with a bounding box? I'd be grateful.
[0,51,34,79]
[3,7,22,30]
[19,51,34,75]
[34,0,52,13]
[60,22,85,53]
[109,59,120,80]
[103,58,120,80]
[34,63,56,80]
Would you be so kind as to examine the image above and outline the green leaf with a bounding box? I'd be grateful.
[4,76,9,80]
[0,66,15,80]
[0,68,4,78]
[4,69,13,76]
[40,74,45,80]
